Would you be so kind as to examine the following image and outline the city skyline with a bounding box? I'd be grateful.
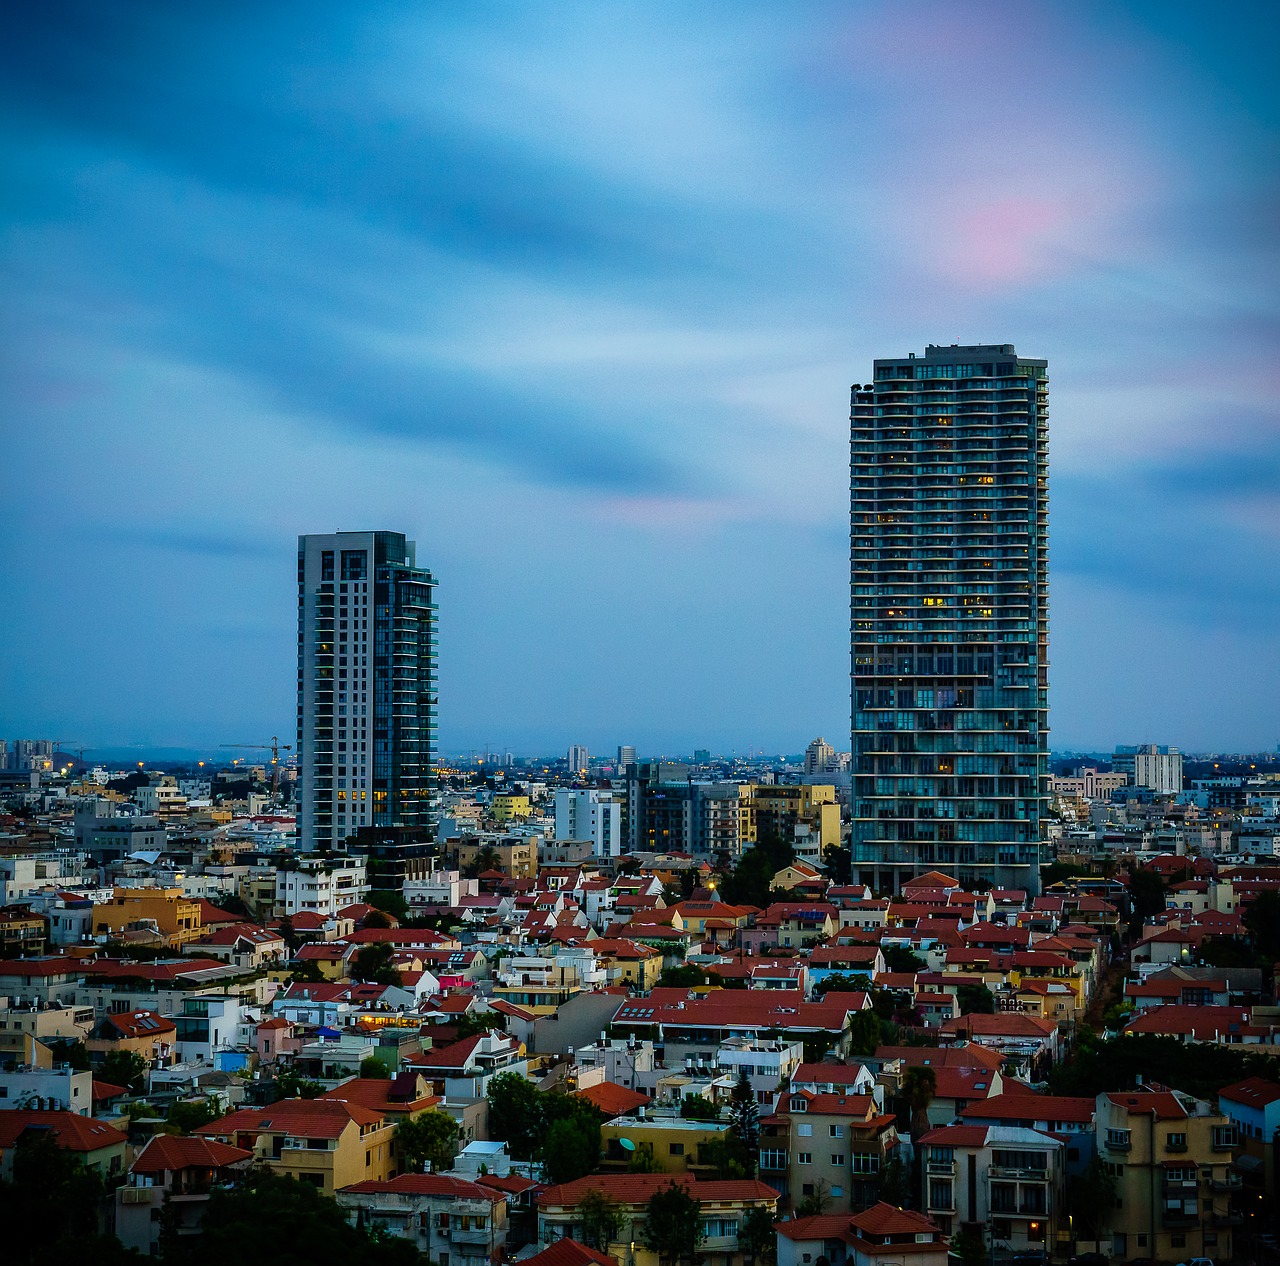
[2,3,1278,753]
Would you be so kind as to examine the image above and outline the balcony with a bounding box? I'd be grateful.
[1211,1172,1243,1192]
[1161,1207,1198,1228]
[1214,1211,1243,1228]
[927,1160,956,1176]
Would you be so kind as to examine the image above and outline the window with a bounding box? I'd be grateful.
[669,1143,684,1156]
[830,1125,845,1138]
[1166,1132,1187,1152]
[928,1180,953,1209]
[1105,1128,1131,1151]
[797,1124,813,1137]
[831,1185,843,1198]
[798,1153,812,1165]
[831,1154,845,1166]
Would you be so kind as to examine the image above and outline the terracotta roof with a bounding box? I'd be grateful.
[940,1012,1055,1038]
[1220,1077,1280,1109]
[850,1201,939,1237]
[1105,1090,1187,1121]
[319,1078,440,1114]
[539,1174,779,1207]
[1125,1005,1263,1040]
[200,1098,384,1139]
[0,957,82,978]
[92,1079,129,1100]
[195,900,242,926]
[792,1064,873,1087]
[0,1109,127,1151]
[961,1092,1095,1125]
[415,1034,484,1069]
[875,1043,1005,1071]
[477,1172,541,1195]
[918,1124,991,1147]
[575,1081,651,1117]
[101,1009,177,1039]
[613,988,863,1031]
[340,1173,499,1199]
[131,1133,253,1174]
[518,1240,613,1266]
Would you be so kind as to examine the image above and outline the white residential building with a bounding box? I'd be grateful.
[554,789,622,860]
[274,855,367,917]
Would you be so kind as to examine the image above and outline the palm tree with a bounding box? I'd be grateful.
[901,1065,937,1141]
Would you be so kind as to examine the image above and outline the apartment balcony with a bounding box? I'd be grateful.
[1211,1172,1243,1192]
[989,1166,1049,1181]
[1161,1208,1198,1228]
[926,1160,956,1176]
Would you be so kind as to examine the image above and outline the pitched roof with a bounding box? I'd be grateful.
[574,1081,651,1117]
[961,1092,1095,1125]
[539,1174,778,1208]
[340,1173,500,1199]
[1219,1077,1280,1109]
[851,1201,939,1237]
[518,1240,613,1266]
[101,1009,177,1038]
[200,1098,384,1139]
[131,1133,254,1174]
[0,1110,127,1151]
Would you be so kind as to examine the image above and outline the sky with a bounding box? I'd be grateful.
[1,0,1278,759]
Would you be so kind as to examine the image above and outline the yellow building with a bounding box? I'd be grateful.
[93,888,202,948]
[1095,1089,1238,1263]
[199,1099,398,1194]
[452,837,537,879]
[740,785,840,852]
[491,794,531,823]
[537,1173,779,1266]
[600,1115,732,1174]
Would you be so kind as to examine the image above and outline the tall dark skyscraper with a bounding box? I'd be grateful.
[850,344,1049,894]
[297,531,438,852]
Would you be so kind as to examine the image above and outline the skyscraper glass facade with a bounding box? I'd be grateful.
[850,344,1049,893]
[298,531,438,851]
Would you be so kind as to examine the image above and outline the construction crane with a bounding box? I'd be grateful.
[220,736,293,806]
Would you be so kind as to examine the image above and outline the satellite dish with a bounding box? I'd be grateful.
[619,1137,636,1151]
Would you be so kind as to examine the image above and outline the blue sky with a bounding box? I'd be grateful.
[1,1,1277,757]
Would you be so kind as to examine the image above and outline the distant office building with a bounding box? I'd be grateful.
[851,344,1050,894]
[617,745,636,769]
[567,745,590,775]
[1114,744,1182,795]
[625,763,741,859]
[693,749,711,764]
[554,788,622,859]
[297,531,438,852]
[804,737,835,774]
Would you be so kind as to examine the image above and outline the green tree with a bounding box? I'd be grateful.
[814,972,873,997]
[350,943,402,986]
[454,1010,505,1040]
[1126,865,1168,935]
[641,1181,703,1266]
[628,1146,665,1173]
[99,1049,147,1093]
[360,1055,390,1079]
[739,1205,778,1266]
[955,983,996,1015]
[0,1130,137,1266]
[792,1180,831,1217]
[901,1065,936,1139]
[288,958,325,984]
[882,945,926,972]
[166,1096,223,1134]
[1068,1156,1118,1241]
[847,1008,884,1057]
[577,1188,624,1251]
[487,1071,544,1159]
[162,1168,417,1266]
[1245,891,1280,965]
[395,1108,460,1173]
[950,1227,986,1266]
[273,1068,325,1100]
[277,915,300,953]
[822,844,852,886]
[680,1094,720,1122]
[541,1115,601,1184]
[658,964,709,989]
[876,1155,909,1207]
[367,888,410,922]
[727,1070,760,1176]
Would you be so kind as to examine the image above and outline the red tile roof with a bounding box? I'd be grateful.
[101,1009,177,1039]
[1219,1077,1280,1109]
[961,1092,1095,1125]
[518,1239,613,1266]
[575,1081,650,1117]
[200,1098,385,1139]
[539,1174,778,1208]
[340,1173,500,1199]
[0,1109,127,1151]
[130,1133,254,1174]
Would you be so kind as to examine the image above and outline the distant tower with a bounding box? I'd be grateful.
[805,737,835,775]
[297,532,438,851]
[617,745,637,769]
[851,344,1049,894]
[567,744,590,775]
